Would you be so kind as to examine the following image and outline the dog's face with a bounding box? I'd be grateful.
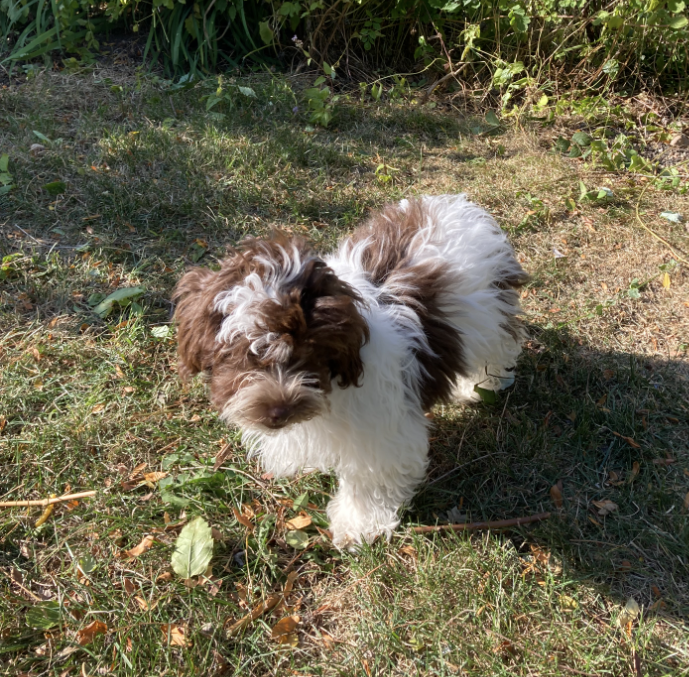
[173,236,369,431]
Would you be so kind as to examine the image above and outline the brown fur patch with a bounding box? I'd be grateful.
[350,200,469,408]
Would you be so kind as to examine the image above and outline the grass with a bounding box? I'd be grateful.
[1,65,688,676]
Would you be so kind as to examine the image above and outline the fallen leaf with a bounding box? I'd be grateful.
[549,482,563,508]
[134,596,150,611]
[171,517,214,579]
[277,632,299,647]
[603,369,614,381]
[559,595,578,610]
[123,578,135,595]
[629,461,640,483]
[592,499,618,516]
[125,534,155,558]
[131,462,147,476]
[156,571,173,582]
[398,545,417,560]
[661,272,671,289]
[77,620,107,646]
[285,513,312,530]
[232,506,255,531]
[91,403,106,414]
[684,492,689,510]
[0,415,6,432]
[612,431,641,448]
[143,472,167,484]
[652,457,676,466]
[285,530,309,549]
[161,624,189,647]
[618,597,640,627]
[271,615,300,639]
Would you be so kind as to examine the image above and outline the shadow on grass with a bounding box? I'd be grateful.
[414,324,689,623]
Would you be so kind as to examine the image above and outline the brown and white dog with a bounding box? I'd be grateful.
[173,195,527,548]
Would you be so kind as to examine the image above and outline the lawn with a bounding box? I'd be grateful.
[1,65,688,676]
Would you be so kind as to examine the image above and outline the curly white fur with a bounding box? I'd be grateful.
[226,195,525,549]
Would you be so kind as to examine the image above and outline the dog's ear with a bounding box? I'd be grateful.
[301,264,370,388]
[172,267,222,380]
[311,295,369,387]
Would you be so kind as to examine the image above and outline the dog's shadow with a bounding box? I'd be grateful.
[411,324,689,621]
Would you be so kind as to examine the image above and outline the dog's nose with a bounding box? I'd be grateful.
[266,405,291,427]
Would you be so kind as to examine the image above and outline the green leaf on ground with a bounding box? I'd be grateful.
[92,287,145,318]
[42,181,66,195]
[171,516,214,579]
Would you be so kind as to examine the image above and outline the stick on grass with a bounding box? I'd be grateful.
[411,512,551,534]
[0,491,96,508]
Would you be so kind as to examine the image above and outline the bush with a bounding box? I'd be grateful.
[1,0,688,92]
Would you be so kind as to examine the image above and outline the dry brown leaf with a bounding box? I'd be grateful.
[0,415,6,433]
[123,578,135,595]
[652,457,676,466]
[549,482,563,508]
[271,615,300,639]
[232,506,255,531]
[77,620,107,646]
[612,431,641,448]
[602,369,614,381]
[143,472,167,484]
[91,403,106,414]
[156,571,173,582]
[134,596,150,611]
[114,365,125,378]
[684,492,689,510]
[125,535,155,558]
[592,499,618,516]
[161,624,189,647]
[278,632,299,647]
[285,513,312,530]
[629,461,641,483]
[398,545,417,560]
[130,462,147,477]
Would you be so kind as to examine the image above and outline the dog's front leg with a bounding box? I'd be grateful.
[326,461,426,551]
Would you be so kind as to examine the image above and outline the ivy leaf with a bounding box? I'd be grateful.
[238,86,256,98]
[171,517,214,579]
[670,15,688,29]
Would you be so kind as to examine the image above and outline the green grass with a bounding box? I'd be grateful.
[1,67,688,676]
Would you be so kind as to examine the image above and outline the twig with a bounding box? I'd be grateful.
[410,511,551,534]
[0,491,96,508]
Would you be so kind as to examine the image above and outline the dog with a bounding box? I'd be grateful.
[173,195,527,549]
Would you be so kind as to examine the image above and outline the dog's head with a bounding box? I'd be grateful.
[173,235,369,431]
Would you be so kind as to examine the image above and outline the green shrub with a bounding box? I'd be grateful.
[1,0,688,92]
